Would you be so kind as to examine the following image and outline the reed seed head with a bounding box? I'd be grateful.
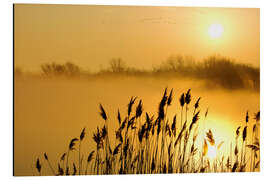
[80,128,86,141]
[185,89,191,105]
[99,104,107,121]
[117,109,121,125]
[36,158,41,173]
[167,88,173,106]
[180,93,185,107]
[87,151,95,163]
[128,96,137,117]
[69,138,79,151]
[44,153,48,160]
[236,126,241,137]
[242,126,247,142]
[254,111,260,122]
[206,129,215,146]
[136,100,143,118]
[195,97,201,109]
[245,111,249,123]
[60,153,66,161]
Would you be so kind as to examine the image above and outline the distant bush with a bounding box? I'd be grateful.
[154,55,260,90]
[41,62,81,76]
[38,55,260,90]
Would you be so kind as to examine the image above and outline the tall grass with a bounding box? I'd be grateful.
[34,88,260,175]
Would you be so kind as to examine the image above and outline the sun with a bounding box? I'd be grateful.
[208,24,224,39]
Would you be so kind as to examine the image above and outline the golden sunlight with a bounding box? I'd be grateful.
[208,24,224,39]
[208,145,217,159]
[14,5,260,176]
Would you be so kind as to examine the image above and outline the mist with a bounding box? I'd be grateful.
[14,74,259,175]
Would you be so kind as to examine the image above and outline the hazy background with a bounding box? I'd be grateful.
[14,4,259,72]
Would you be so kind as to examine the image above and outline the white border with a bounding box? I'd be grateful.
[8,0,261,8]
[1,0,269,180]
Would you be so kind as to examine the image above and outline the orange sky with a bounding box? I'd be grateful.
[14,4,260,72]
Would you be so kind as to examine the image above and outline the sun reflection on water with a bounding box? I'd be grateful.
[208,145,217,159]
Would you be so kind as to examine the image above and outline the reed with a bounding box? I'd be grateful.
[33,88,260,175]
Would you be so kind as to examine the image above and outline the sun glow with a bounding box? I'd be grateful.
[208,24,224,39]
[208,145,217,159]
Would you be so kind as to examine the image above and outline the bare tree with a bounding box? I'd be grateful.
[109,58,126,73]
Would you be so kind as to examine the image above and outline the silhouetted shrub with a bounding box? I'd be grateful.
[41,62,80,76]
[109,58,126,73]
[38,55,259,90]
